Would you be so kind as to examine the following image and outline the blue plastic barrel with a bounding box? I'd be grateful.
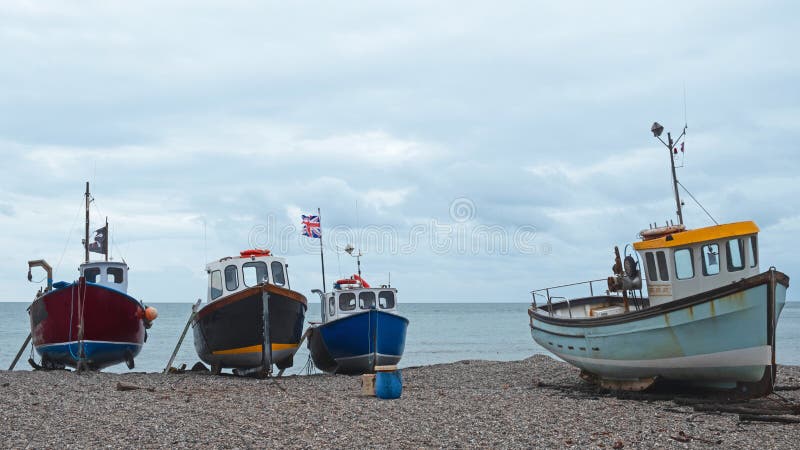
[375,369,403,399]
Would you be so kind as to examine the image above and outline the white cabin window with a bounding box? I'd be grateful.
[379,291,395,309]
[359,291,376,309]
[243,261,268,287]
[674,248,694,280]
[645,253,658,282]
[107,267,124,284]
[85,267,101,283]
[726,239,745,272]
[271,261,286,286]
[702,244,720,276]
[750,236,758,268]
[656,251,670,281]
[328,296,335,316]
[339,293,356,311]
[210,270,223,300]
[224,265,239,291]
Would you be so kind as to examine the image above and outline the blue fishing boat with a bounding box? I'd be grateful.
[308,274,409,375]
[528,122,790,396]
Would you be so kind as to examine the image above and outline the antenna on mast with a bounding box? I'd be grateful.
[344,244,362,277]
[84,182,90,263]
[650,122,686,226]
[682,83,688,128]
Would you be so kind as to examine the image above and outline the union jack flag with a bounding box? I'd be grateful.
[301,214,321,239]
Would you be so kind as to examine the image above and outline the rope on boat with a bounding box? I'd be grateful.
[677,180,718,225]
[53,196,86,275]
[67,281,79,363]
[301,354,317,375]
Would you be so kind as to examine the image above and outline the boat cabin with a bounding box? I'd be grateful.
[634,221,760,305]
[320,287,398,323]
[205,250,290,302]
[80,261,129,293]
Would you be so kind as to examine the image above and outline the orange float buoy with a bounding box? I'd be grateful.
[144,306,158,322]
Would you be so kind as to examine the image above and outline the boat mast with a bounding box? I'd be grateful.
[651,122,686,226]
[84,181,90,263]
[344,244,363,278]
[318,207,327,291]
[105,216,109,262]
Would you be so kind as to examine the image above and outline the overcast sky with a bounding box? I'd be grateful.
[1,1,797,303]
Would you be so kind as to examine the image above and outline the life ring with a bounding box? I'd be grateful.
[240,249,272,257]
[639,224,686,241]
[352,274,371,288]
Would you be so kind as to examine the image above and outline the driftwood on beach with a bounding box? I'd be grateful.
[1,355,799,448]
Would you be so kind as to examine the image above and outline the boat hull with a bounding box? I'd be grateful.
[529,270,789,394]
[192,284,306,370]
[28,279,146,370]
[308,309,409,375]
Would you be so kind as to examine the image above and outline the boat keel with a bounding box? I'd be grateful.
[580,370,657,391]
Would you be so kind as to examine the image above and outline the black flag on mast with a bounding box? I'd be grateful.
[88,225,108,255]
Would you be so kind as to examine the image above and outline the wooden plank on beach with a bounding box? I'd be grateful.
[739,414,800,424]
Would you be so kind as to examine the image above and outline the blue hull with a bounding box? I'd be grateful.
[36,341,142,369]
[309,310,409,374]
[530,270,789,393]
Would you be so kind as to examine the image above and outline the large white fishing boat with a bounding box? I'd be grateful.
[527,123,790,396]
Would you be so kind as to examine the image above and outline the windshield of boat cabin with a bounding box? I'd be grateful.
[210,270,223,299]
[359,291,376,309]
[379,291,395,309]
[243,261,268,286]
[271,261,285,286]
[84,267,101,283]
[224,265,239,291]
[107,267,124,284]
[339,293,356,311]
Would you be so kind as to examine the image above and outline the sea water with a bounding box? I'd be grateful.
[1,302,798,375]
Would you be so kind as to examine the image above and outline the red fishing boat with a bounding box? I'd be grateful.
[26,182,157,371]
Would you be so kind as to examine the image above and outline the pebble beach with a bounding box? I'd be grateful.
[2,355,800,449]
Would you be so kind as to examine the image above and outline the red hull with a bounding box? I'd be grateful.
[28,278,146,369]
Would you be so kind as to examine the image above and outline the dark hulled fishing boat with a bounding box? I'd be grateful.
[192,249,307,374]
[27,183,157,370]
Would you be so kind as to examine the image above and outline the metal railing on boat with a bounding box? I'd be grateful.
[530,278,610,317]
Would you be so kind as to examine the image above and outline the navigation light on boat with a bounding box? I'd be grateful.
[651,122,664,137]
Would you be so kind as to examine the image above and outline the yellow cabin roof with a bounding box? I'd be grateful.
[633,221,759,251]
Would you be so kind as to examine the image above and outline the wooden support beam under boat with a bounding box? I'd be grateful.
[8,333,32,371]
[163,299,202,374]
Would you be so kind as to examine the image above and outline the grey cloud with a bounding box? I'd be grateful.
[0,203,14,217]
[0,1,798,302]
